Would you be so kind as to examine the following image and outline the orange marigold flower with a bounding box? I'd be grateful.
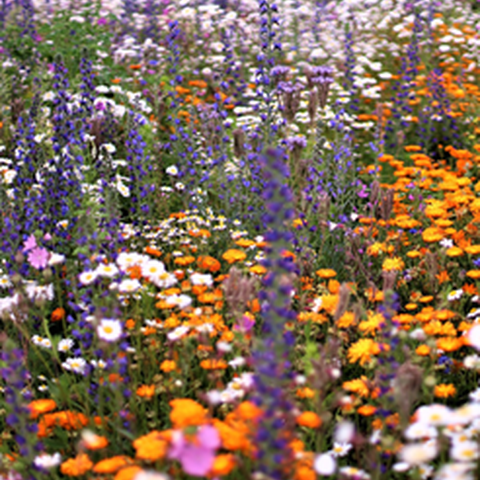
[415,345,431,356]
[213,419,249,451]
[60,454,93,476]
[294,465,316,480]
[466,270,480,280]
[436,336,463,352]
[136,385,155,399]
[422,227,444,243]
[174,255,196,266]
[93,456,132,474]
[200,359,228,370]
[296,387,315,399]
[170,399,207,428]
[342,377,371,397]
[114,466,143,480]
[133,431,170,461]
[145,246,162,257]
[296,412,322,428]
[347,338,381,366]
[336,311,356,329]
[28,399,56,419]
[404,145,422,152]
[222,249,247,264]
[434,383,456,398]
[357,405,377,416]
[446,246,463,257]
[315,268,337,279]
[236,401,262,421]
[250,264,267,276]
[51,307,65,322]
[160,360,177,372]
[211,454,236,476]
[197,255,221,272]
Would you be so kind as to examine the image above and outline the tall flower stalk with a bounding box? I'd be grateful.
[252,147,296,480]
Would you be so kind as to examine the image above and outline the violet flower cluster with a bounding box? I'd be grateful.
[252,147,297,480]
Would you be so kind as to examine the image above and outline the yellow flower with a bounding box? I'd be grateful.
[222,249,247,264]
[347,339,381,366]
[382,257,405,272]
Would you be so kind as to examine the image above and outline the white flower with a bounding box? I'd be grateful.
[141,259,166,280]
[102,143,116,154]
[48,253,66,266]
[228,356,246,368]
[78,270,98,285]
[0,275,11,288]
[97,319,122,342]
[118,279,141,294]
[117,181,130,197]
[164,294,191,309]
[468,325,480,350]
[470,388,480,402]
[95,263,119,278]
[416,404,453,426]
[151,271,178,289]
[447,289,463,302]
[117,252,146,271]
[440,238,453,248]
[450,441,479,462]
[34,452,62,470]
[332,442,352,457]
[334,421,355,444]
[62,357,87,375]
[338,466,370,479]
[58,339,74,352]
[314,453,336,476]
[166,165,179,176]
[167,325,190,341]
[404,422,438,441]
[134,471,169,480]
[91,359,107,369]
[190,272,213,287]
[398,441,438,466]
[40,338,52,349]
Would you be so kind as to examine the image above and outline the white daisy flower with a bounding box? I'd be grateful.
[78,270,98,285]
[95,263,119,278]
[57,339,74,352]
[141,259,166,280]
[118,278,141,294]
[190,272,214,287]
[62,357,87,375]
[398,440,438,466]
[332,442,352,457]
[97,318,122,342]
[450,441,479,462]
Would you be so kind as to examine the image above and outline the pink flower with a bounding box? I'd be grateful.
[27,247,50,270]
[168,425,220,477]
[23,234,37,253]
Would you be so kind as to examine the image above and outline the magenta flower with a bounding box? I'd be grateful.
[27,247,50,270]
[234,314,255,333]
[168,425,220,477]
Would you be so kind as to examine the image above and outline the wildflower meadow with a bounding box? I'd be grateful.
[3,0,480,479]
